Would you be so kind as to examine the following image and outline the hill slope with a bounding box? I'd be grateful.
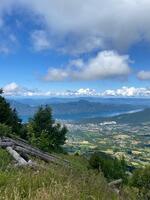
[83,108,150,124]
[0,149,121,200]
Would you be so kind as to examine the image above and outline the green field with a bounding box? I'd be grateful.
[65,122,150,167]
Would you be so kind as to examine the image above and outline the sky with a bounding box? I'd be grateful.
[1,0,150,97]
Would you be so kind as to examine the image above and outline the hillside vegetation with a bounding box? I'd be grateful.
[0,149,116,200]
[0,147,150,200]
[0,149,137,200]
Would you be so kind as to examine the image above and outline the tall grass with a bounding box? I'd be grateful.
[0,166,119,199]
[0,150,136,200]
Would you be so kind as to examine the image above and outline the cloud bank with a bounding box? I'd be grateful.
[44,51,131,81]
[102,87,150,97]
[3,82,40,96]
[25,0,150,53]
[1,1,150,54]
[2,82,150,97]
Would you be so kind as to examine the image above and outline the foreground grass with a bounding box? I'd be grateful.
[0,167,118,200]
[0,149,137,200]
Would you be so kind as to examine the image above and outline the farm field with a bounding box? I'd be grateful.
[64,122,150,167]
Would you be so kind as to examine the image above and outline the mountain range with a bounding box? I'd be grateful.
[7,98,150,123]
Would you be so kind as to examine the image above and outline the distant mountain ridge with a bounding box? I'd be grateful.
[8,99,37,116]
[7,98,150,122]
[9,97,150,106]
[81,108,150,124]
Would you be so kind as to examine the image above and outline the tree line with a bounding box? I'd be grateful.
[0,89,67,152]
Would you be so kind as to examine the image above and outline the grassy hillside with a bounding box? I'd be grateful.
[0,149,137,200]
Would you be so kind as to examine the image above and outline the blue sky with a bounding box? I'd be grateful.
[0,0,150,97]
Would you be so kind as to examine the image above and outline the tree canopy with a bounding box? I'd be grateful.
[27,106,67,152]
[0,91,67,152]
[130,166,150,199]
[0,90,24,137]
[89,152,127,181]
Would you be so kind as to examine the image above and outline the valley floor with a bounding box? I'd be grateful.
[65,122,150,167]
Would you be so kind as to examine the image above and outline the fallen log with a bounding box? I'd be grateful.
[6,146,42,169]
[3,138,69,164]
[6,147,28,166]
[108,179,122,187]
[14,146,60,164]
[19,152,30,162]
[1,137,70,166]
[0,142,14,148]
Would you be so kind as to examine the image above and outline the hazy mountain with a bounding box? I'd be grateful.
[82,108,150,124]
[50,100,141,115]
[8,99,38,116]
[7,98,146,122]
[9,97,150,106]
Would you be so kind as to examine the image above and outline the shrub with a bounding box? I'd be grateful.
[130,166,150,199]
[89,152,127,181]
[0,149,12,170]
[89,152,101,171]
[0,123,12,137]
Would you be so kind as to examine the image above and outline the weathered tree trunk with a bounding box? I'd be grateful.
[108,179,122,187]
[0,142,14,148]
[14,146,60,164]
[6,147,28,166]
[0,137,70,166]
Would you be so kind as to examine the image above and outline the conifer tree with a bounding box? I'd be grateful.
[0,89,25,137]
[28,105,67,152]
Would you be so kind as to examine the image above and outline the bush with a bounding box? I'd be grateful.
[89,152,101,171]
[130,166,150,199]
[0,149,12,170]
[89,152,127,181]
[0,123,12,137]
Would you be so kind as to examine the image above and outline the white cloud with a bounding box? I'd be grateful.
[102,87,150,97]
[44,68,69,81]
[3,82,19,93]
[31,30,51,51]
[43,51,131,81]
[29,0,150,50]
[2,82,97,97]
[137,70,150,80]
[64,88,97,96]
[3,82,40,96]
[3,83,150,97]
[2,0,150,54]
